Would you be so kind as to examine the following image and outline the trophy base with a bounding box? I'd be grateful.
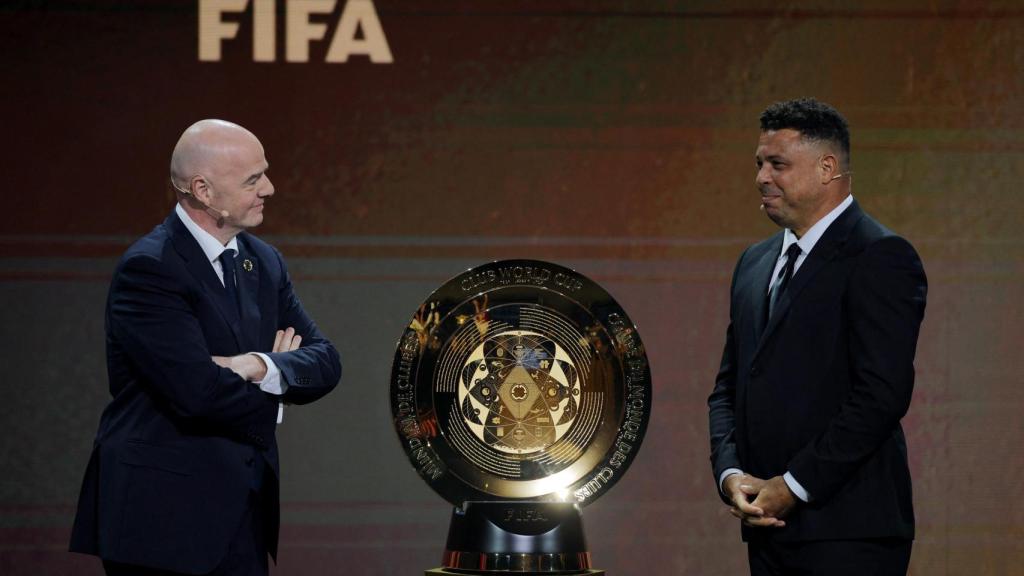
[440,501,595,574]
[428,565,602,569]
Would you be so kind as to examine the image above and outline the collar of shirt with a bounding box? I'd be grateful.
[778,194,854,273]
[175,204,238,286]
[175,203,239,263]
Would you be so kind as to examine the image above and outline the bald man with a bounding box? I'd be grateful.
[70,120,341,575]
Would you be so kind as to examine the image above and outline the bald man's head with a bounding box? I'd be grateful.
[169,119,260,189]
[169,119,274,243]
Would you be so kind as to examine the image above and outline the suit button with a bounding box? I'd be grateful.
[750,366,761,376]
[245,457,254,466]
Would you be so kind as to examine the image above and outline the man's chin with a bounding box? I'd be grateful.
[764,208,788,229]
[243,214,265,229]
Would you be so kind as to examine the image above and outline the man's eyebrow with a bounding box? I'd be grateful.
[244,166,266,184]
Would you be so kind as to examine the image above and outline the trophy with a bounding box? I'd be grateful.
[390,260,651,575]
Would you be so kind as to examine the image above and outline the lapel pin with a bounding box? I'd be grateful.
[242,259,254,272]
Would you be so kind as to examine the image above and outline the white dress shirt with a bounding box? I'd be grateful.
[720,195,855,502]
[175,204,286,423]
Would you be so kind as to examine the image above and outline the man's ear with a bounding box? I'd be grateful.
[819,153,839,184]
[191,175,212,203]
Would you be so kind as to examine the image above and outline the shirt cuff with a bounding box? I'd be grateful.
[250,353,287,395]
[719,468,743,495]
[783,471,811,502]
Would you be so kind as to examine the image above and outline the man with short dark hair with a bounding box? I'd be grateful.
[70,120,341,575]
[708,98,927,575]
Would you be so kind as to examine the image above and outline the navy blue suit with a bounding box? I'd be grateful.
[708,200,927,544]
[71,211,341,573]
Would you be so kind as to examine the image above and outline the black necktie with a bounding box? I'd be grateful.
[768,243,802,320]
[218,249,240,317]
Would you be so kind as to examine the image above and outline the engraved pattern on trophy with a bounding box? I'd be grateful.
[459,330,578,453]
[442,303,602,465]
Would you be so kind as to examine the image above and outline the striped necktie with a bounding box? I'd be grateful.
[768,243,802,320]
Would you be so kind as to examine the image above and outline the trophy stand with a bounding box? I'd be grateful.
[426,501,604,575]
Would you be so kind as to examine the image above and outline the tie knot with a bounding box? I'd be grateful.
[218,249,236,266]
[786,243,802,261]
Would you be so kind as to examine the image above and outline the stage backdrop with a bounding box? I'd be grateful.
[2,1,1022,574]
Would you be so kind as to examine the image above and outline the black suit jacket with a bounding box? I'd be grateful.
[70,211,341,573]
[708,199,926,542]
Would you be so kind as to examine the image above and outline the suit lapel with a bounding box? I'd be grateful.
[166,212,245,352]
[750,233,783,340]
[751,200,865,363]
[235,236,263,352]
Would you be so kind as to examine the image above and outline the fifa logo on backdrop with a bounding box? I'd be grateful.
[199,0,393,63]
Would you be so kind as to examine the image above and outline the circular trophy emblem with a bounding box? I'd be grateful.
[390,260,650,506]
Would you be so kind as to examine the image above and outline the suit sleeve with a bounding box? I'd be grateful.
[708,248,748,503]
[264,247,342,405]
[108,254,279,446]
[787,235,927,501]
